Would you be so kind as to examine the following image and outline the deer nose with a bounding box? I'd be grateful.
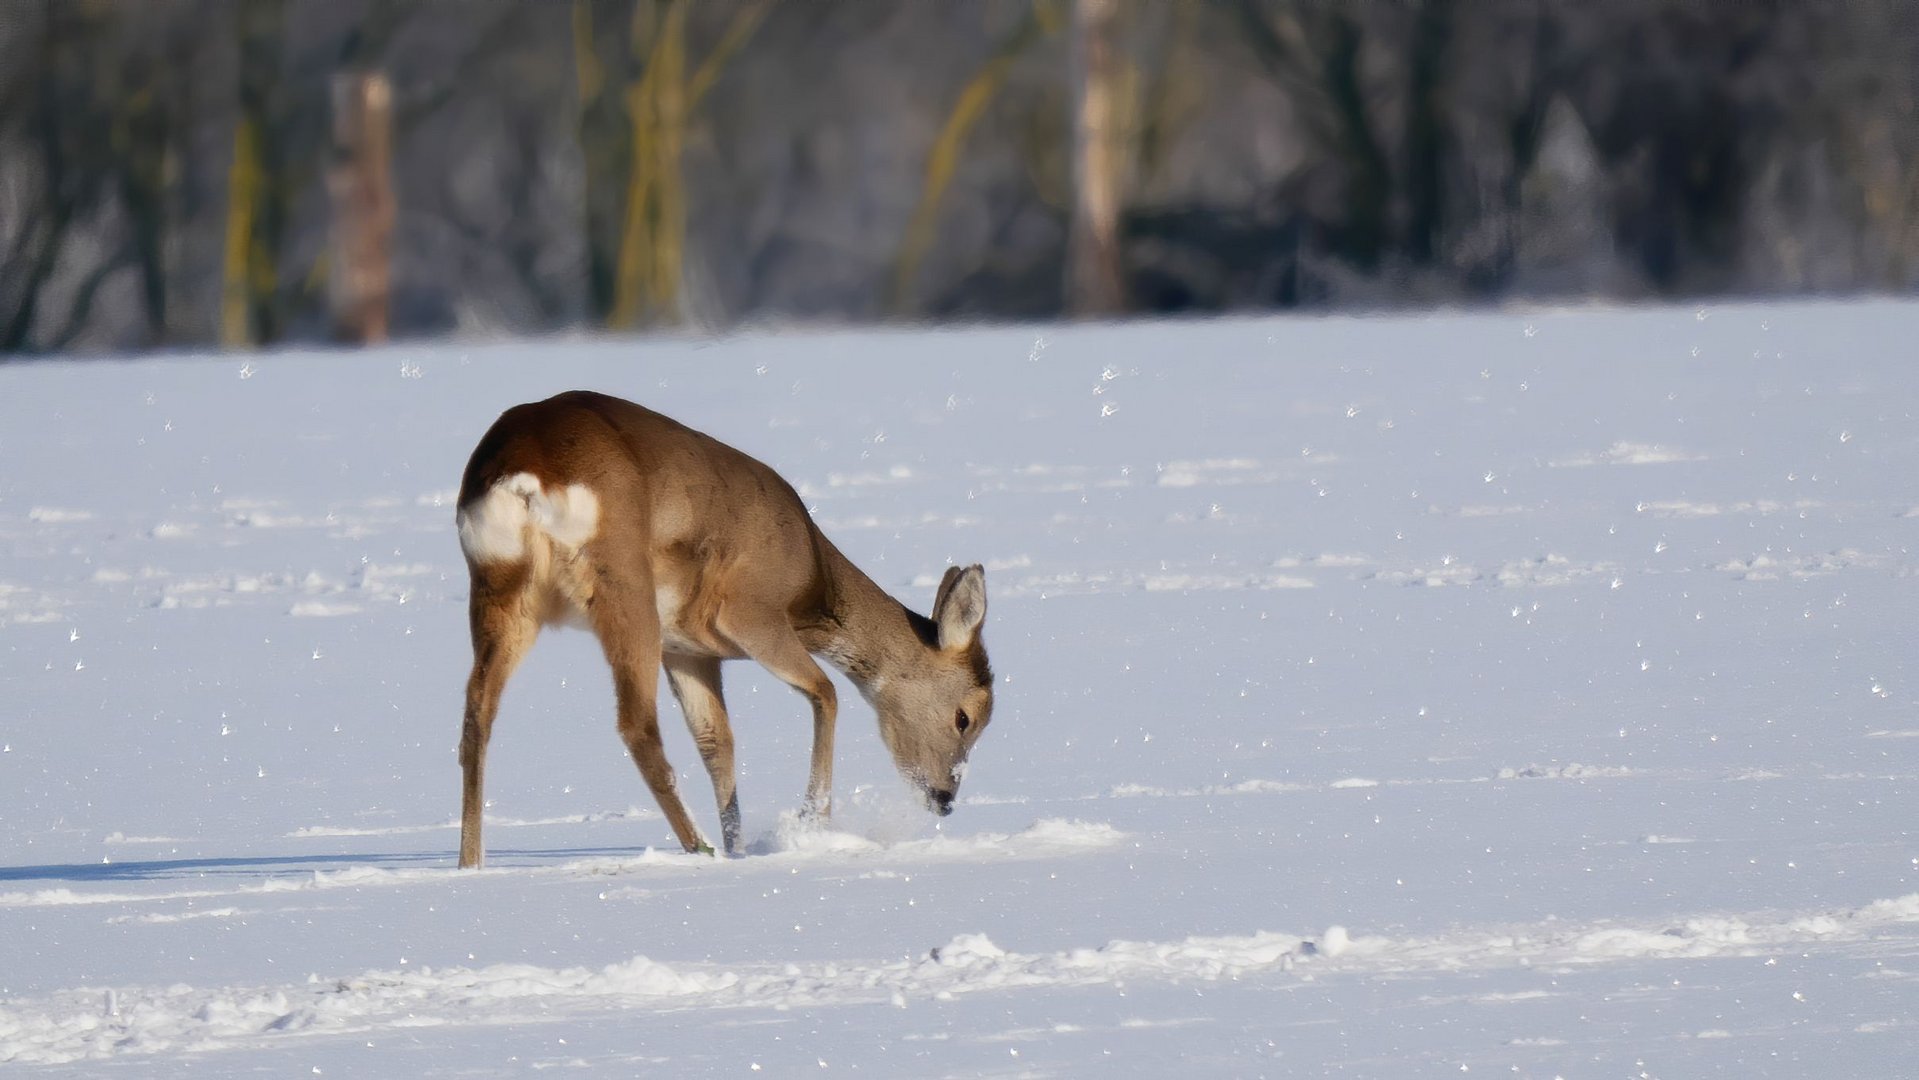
[931,789,955,816]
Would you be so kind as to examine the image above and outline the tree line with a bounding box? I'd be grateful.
[2,0,1915,355]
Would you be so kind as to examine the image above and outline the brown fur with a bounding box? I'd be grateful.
[455,391,994,866]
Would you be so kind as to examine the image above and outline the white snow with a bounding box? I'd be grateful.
[4,300,1919,1075]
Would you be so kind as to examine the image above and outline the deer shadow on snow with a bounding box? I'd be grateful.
[0,845,672,885]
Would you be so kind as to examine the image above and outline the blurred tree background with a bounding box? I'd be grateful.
[1,0,1916,355]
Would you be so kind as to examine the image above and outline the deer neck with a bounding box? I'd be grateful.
[801,541,937,700]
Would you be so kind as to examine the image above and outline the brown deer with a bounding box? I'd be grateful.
[454,391,993,867]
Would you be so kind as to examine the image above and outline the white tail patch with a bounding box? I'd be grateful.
[528,482,601,549]
[457,473,601,564]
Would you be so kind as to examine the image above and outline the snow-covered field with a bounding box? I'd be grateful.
[2,301,1917,1076]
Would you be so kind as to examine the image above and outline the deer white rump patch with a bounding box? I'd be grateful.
[457,473,601,564]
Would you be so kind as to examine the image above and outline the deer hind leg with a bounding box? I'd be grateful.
[594,580,712,855]
[460,578,538,869]
[718,609,837,821]
[664,654,742,855]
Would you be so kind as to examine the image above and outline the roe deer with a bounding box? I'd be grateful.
[454,391,993,866]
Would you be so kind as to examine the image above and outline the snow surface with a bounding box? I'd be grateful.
[2,300,1917,1075]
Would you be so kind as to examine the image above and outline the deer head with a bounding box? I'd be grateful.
[869,564,993,815]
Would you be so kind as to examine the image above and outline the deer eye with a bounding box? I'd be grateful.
[955,708,971,733]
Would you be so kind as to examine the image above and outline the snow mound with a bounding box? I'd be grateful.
[7,890,1918,1065]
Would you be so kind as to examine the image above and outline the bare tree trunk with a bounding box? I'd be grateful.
[220,112,260,348]
[596,0,764,331]
[574,0,626,324]
[1402,0,1453,267]
[327,72,394,344]
[610,0,688,330]
[1067,0,1126,316]
[223,0,288,348]
[890,6,1051,316]
[3,8,65,353]
[116,49,171,345]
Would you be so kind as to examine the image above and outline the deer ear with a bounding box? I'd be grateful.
[933,564,986,651]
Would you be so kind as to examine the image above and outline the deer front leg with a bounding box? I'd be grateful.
[720,609,837,822]
[665,654,742,855]
[803,689,836,821]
